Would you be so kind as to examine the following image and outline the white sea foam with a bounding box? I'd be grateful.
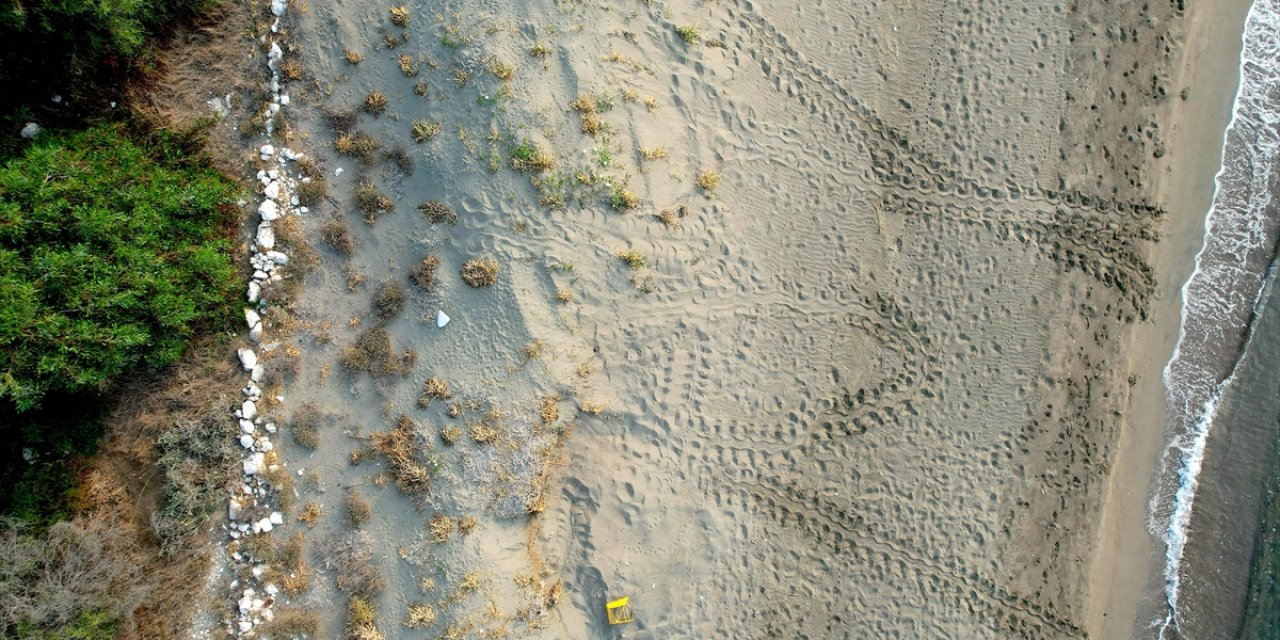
[1154,0,1280,636]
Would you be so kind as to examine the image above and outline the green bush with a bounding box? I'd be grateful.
[0,123,237,412]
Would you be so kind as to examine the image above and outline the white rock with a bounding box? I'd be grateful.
[238,621,253,633]
[298,206,309,214]
[280,95,290,106]
[258,199,279,222]
[257,518,273,533]
[228,498,242,520]
[259,144,275,156]
[251,365,264,382]
[290,195,300,206]
[269,512,283,525]
[244,453,265,476]
[244,309,261,329]
[240,419,255,434]
[238,348,257,370]
[242,400,257,421]
[267,43,282,69]
[256,225,275,250]
[249,324,263,342]
[247,282,261,303]
[19,122,41,139]
[264,181,280,200]
[270,0,286,16]
[240,435,255,449]
[265,584,279,596]
[260,439,274,452]
[253,270,268,281]
[268,169,279,180]
[229,530,241,540]
[334,167,344,176]
[265,251,289,265]
[263,609,275,622]
[437,310,451,328]
[265,422,277,433]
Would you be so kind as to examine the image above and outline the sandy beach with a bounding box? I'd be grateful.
[211,0,1256,636]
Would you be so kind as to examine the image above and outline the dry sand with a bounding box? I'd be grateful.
[246,0,1247,637]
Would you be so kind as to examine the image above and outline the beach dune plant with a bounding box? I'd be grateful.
[0,124,236,411]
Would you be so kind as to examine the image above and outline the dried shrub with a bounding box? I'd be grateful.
[398,53,419,76]
[405,603,436,628]
[331,532,386,599]
[696,169,721,193]
[510,139,554,172]
[417,376,452,407]
[417,200,457,224]
[369,415,432,500]
[258,608,321,637]
[290,401,323,449]
[429,514,454,543]
[344,489,372,528]
[354,181,394,218]
[411,118,441,142]
[296,179,328,206]
[555,288,572,303]
[540,396,560,424]
[459,258,499,288]
[346,596,385,640]
[334,130,382,164]
[372,281,407,322]
[323,218,355,256]
[458,516,477,535]
[439,426,462,445]
[363,90,389,115]
[345,49,364,64]
[326,106,359,133]
[389,5,410,26]
[470,424,499,444]
[409,255,440,291]
[340,327,415,377]
[298,502,323,526]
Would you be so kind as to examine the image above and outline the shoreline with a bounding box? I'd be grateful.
[1086,1,1256,638]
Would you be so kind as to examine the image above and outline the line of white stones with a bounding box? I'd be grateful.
[223,0,306,635]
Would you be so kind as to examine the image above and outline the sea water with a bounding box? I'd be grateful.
[1154,0,1280,637]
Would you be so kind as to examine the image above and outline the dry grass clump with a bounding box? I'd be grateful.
[291,401,324,449]
[296,179,328,206]
[470,424,499,444]
[529,42,552,58]
[326,106,359,133]
[570,95,603,136]
[258,608,320,637]
[446,402,463,418]
[555,288,572,303]
[418,200,457,224]
[370,415,433,500]
[281,59,302,81]
[452,68,469,87]
[386,146,413,174]
[346,597,385,640]
[372,281,407,322]
[487,58,516,81]
[510,139,554,173]
[616,249,647,269]
[298,502,323,526]
[521,340,548,360]
[345,49,364,64]
[540,396,560,423]
[460,258,499,288]
[323,218,355,256]
[580,400,605,415]
[344,488,373,527]
[410,255,440,290]
[340,327,416,377]
[640,146,668,161]
[458,571,482,593]
[430,513,455,543]
[397,54,420,76]
[411,118,442,142]
[405,603,437,628]
[440,425,463,445]
[417,376,452,407]
[389,5,410,26]
[458,516,477,535]
[334,130,382,164]
[656,205,686,229]
[355,180,394,221]
[610,184,641,210]
[363,90,389,115]
[696,169,721,193]
[676,24,701,45]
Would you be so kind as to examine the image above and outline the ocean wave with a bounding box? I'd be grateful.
[1154,0,1280,636]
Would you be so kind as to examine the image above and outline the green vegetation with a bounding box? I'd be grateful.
[676,24,702,45]
[0,124,236,412]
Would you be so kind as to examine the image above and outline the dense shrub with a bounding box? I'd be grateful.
[0,124,237,411]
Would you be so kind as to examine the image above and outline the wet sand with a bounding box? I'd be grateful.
[232,0,1255,637]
